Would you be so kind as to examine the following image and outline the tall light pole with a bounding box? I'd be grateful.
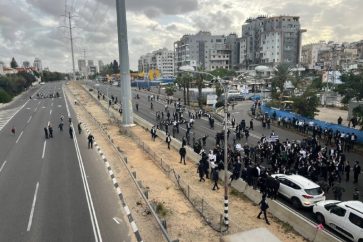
[116,0,133,126]
[179,66,229,228]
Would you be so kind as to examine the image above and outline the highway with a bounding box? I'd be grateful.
[92,82,360,242]
[0,82,131,242]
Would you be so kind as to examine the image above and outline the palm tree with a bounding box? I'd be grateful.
[273,63,291,98]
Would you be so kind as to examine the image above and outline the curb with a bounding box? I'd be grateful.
[81,120,143,242]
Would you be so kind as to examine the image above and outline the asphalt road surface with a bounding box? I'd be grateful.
[0,82,131,242]
[91,81,361,242]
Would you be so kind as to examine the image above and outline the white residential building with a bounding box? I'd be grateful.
[138,48,175,77]
[301,41,329,70]
[174,31,240,71]
[240,16,306,69]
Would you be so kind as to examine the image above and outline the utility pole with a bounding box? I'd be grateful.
[68,12,76,81]
[83,49,88,81]
[116,0,133,126]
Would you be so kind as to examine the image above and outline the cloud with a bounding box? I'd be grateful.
[0,0,362,72]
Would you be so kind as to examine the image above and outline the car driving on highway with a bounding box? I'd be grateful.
[313,200,363,242]
[271,174,326,208]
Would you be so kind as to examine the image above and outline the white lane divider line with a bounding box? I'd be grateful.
[50,109,52,115]
[42,141,47,159]
[27,182,39,231]
[0,160,7,173]
[113,217,120,224]
[27,116,32,123]
[16,131,24,144]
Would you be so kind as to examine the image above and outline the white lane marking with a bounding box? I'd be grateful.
[0,160,7,173]
[26,108,31,110]
[50,109,52,115]
[0,100,29,132]
[42,141,46,159]
[42,106,46,109]
[16,131,24,143]
[34,107,38,112]
[113,217,120,224]
[57,105,62,108]
[27,182,39,231]
[63,87,102,242]
[27,116,32,123]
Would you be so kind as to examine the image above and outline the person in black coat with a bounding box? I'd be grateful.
[179,145,186,165]
[353,161,361,184]
[166,134,171,150]
[257,194,270,224]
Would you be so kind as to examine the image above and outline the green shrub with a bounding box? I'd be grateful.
[0,89,12,103]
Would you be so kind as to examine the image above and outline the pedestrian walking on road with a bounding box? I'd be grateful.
[135,103,139,111]
[353,161,361,184]
[69,126,73,139]
[58,122,63,131]
[48,124,53,138]
[250,119,254,130]
[88,133,94,149]
[11,126,15,136]
[179,145,186,165]
[78,122,82,134]
[257,194,270,225]
[44,127,49,139]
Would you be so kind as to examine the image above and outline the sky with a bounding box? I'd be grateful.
[0,0,362,72]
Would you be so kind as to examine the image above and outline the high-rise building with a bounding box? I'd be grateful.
[174,31,240,71]
[78,59,87,76]
[301,41,330,70]
[33,58,42,71]
[138,48,175,77]
[23,61,30,68]
[98,60,104,72]
[240,16,305,69]
[87,60,94,67]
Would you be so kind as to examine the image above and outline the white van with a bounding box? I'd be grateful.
[313,200,363,242]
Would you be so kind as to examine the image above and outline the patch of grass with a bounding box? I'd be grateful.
[281,221,294,234]
[155,202,169,218]
[230,188,239,196]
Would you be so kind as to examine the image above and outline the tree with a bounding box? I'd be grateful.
[164,84,176,96]
[291,90,319,118]
[0,89,12,103]
[352,106,363,130]
[336,71,363,104]
[10,57,18,68]
[112,60,119,74]
[273,63,291,98]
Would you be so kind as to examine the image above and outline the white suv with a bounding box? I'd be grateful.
[313,200,363,242]
[271,174,326,208]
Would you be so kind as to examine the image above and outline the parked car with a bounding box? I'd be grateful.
[271,174,325,208]
[313,200,363,242]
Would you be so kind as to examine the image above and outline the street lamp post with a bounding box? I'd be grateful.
[179,66,229,228]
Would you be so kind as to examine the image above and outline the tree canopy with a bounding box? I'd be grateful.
[336,71,363,104]
[10,57,18,68]
[42,71,66,82]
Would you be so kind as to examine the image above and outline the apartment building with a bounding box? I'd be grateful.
[174,31,240,71]
[138,48,174,77]
[240,16,305,69]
